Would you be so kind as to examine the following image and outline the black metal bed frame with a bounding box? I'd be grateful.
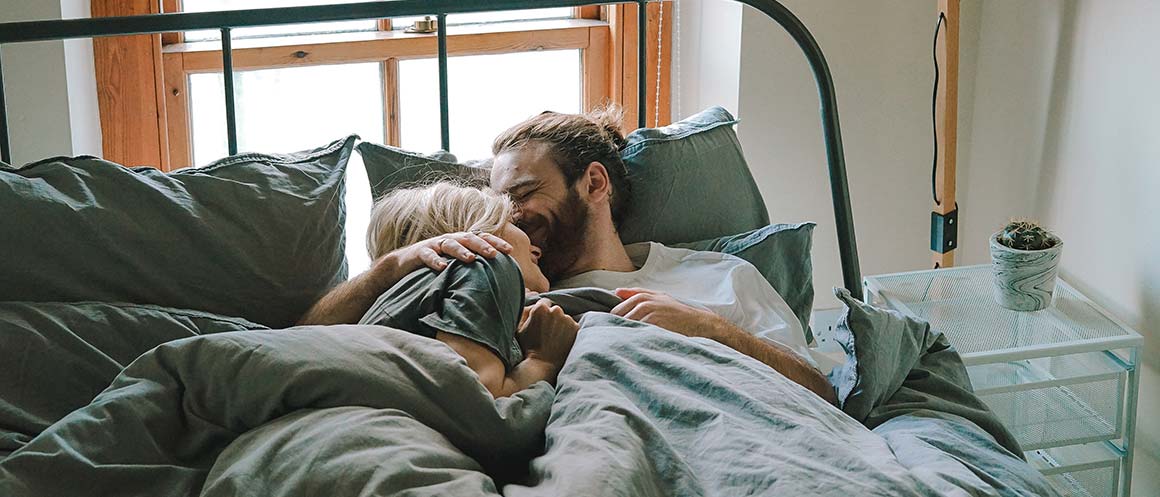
[0,0,863,300]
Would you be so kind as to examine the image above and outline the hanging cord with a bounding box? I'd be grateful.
[673,0,681,120]
[931,12,945,206]
[653,0,666,127]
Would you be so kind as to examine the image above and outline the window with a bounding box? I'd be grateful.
[188,62,385,166]
[181,0,380,42]
[162,4,618,167]
[396,50,582,158]
[93,0,671,273]
[392,8,575,29]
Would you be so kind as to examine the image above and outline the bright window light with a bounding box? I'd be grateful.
[399,49,582,159]
[182,0,379,41]
[183,44,582,277]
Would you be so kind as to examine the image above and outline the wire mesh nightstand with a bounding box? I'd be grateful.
[864,265,1143,497]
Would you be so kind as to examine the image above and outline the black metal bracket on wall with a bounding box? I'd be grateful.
[930,206,958,254]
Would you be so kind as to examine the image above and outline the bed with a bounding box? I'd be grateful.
[0,1,1059,496]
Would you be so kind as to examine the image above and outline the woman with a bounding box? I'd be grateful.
[302,182,578,398]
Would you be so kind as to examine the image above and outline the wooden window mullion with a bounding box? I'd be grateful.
[384,58,400,147]
[163,52,191,169]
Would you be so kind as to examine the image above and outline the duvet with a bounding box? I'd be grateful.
[0,313,1056,496]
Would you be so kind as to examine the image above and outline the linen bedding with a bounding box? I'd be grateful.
[0,302,1057,496]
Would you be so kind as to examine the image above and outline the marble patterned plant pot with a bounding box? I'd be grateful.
[990,231,1063,311]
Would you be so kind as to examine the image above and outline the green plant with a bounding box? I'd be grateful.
[997,220,1059,251]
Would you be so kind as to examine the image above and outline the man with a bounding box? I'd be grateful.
[301,107,834,404]
[488,107,836,404]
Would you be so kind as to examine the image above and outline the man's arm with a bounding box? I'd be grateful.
[611,289,837,405]
[297,231,512,325]
[698,317,837,405]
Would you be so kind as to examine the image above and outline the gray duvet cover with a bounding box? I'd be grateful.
[0,315,1056,496]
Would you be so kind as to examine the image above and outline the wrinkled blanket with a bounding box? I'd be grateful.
[1,316,1055,496]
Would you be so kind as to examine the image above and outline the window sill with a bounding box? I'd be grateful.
[162,18,608,55]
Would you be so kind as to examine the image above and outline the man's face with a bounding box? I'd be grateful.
[491,143,590,280]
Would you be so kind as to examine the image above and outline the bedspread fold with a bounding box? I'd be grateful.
[0,325,552,497]
[1,314,1058,497]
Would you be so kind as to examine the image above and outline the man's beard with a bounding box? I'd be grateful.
[538,189,590,281]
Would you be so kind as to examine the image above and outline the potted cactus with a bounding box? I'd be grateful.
[990,220,1063,311]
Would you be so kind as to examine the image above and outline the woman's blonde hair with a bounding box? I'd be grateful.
[366,181,514,260]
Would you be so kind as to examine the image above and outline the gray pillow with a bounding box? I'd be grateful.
[827,288,1022,456]
[357,106,768,245]
[0,136,356,327]
[618,106,768,244]
[357,142,490,199]
[673,223,815,343]
[0,301,266,456]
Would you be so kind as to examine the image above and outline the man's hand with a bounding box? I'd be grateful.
[612,288,837,405]
[390,230,513,274]
[611,288,724,339]
[297,231,511,326]
[516,299,580,370]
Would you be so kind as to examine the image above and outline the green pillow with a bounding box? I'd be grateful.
[0,136,356,327]
[673,223,815,342]
[357,142,490,199]
[356,107,769,245]
[618,106,769,244]
[0,301,265,456]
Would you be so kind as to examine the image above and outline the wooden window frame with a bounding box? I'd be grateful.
[96,1,671,170]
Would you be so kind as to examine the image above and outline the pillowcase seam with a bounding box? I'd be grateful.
[620,118,740,155]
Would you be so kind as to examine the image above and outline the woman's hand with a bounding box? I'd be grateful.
[516,299,579,370]
[389,231,513,274]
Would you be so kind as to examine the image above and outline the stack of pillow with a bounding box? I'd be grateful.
[356,106,816,337]
[0,108,816,456]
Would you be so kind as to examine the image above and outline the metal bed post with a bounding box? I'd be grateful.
[0,46,10,164]
[221,27,239,156]
[437,13,450,152]
[636,0,647,128]
[740,0,862,300]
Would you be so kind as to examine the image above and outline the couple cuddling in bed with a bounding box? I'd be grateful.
[299,107,836,405]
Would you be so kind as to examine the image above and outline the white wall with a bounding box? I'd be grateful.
[60,0,103,157]
[964,1,1160,491]
[689,1,1158,491]
[0,0,101,165]
[1022,1,1160,492]
[956,0,1065,266]
[672,0,743,120]
[676,0,1040,303]
[734,0,950,306]
[1030,0,1159,367]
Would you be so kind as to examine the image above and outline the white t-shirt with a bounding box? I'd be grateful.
[553,242,814,365]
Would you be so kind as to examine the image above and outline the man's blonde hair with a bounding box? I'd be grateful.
[366,181,514,260]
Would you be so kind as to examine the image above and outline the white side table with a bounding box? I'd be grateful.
[863,265,1144,497]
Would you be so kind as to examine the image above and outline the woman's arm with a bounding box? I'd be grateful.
[437,299,579,398]
[436,333,559,398]
[297,232,512,325]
